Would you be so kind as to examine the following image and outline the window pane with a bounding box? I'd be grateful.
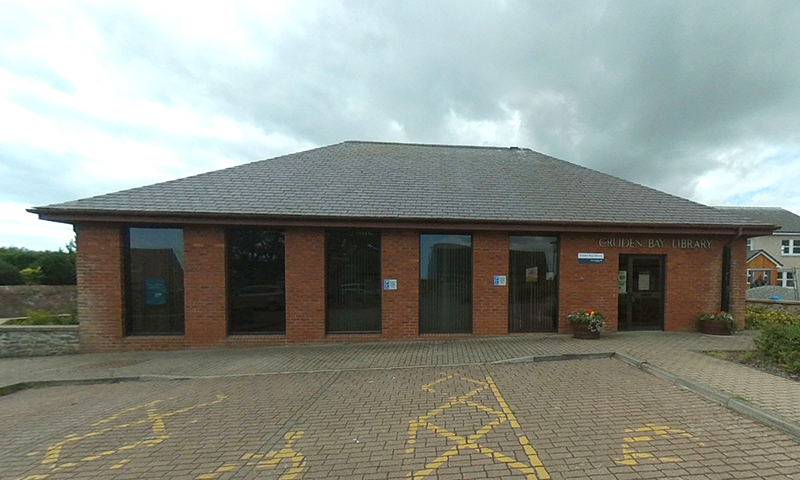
[325,230,381,333]
[509,236,558,332]
[227,229,285,334]
[126,228,184,335]
[420,234,472,333]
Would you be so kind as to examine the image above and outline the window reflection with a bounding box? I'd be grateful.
[420,234,472,333]
[227,229,286,334]
[126,227,185,335]
[509,236,558,332]
[326,230,381,333]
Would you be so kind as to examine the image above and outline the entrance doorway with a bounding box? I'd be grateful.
[618,255,665,330]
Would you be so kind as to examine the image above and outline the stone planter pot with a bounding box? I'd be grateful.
[699,320,732,336]
[570,322,600,339]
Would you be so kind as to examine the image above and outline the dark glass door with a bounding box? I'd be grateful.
[509,236,558,332]
[618,255,664,330]
[419,234,472,333]
[325,230,382,333]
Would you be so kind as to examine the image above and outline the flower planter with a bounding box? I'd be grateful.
[571,322,600,339]
[699,320,732,336]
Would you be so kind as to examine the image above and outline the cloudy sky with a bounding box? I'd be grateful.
[2,1,799,250]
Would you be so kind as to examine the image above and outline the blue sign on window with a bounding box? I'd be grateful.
[145,278,167,306]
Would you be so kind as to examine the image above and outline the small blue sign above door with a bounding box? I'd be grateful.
[578,253,605,264]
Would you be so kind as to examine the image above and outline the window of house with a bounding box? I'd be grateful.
[747,269,772,287]
[325,230,382,333]
[125,227,185,335]
[781,239,800,255]
[778,271,796,288]
[227,228,286,334]
[746,238,752,250]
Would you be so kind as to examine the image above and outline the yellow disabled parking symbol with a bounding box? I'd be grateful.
[406,373,550,480]
[615,423,706,466]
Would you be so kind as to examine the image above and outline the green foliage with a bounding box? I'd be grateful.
[566,309,606,332]
[20,266,45,285]
[0,259,23,285]
[697,311,737,332]
[34,251,76,285]
[0,238,76,285]
[755,322,800,374]
[5,310,78,325]
[745,305,800,330]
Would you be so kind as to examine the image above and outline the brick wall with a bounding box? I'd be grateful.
[75,224,749,352]
[184,227,227,347]
[473,231,509,335]
[285,227,326,343]
[76,223,124,352]
[381,229,419,339]
[559,233,745,333]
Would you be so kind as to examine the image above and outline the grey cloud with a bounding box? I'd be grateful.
[3,0,800,211]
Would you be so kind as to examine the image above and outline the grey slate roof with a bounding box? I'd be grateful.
[34,141,776,228]
[715,206,800,233]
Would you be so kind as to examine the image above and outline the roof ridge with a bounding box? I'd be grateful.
[715,206,785,210]
[343,140,530,151]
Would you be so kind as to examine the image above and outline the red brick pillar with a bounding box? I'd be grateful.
[559,234,618,333]
[285,227,326,342]
[184,226,227,347]
[75,223,124,352]
[381,229,420,339]
[472,231,509,336]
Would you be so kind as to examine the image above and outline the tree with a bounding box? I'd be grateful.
[0,259,23,285]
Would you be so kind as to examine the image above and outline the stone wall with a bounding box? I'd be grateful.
[746,299,800,315]
[0,285,77,318]
[0,325,79,357]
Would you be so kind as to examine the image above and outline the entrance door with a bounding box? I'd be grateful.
[618,255,664,330]
[509,235,558,332]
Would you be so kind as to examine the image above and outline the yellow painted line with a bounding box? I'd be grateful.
[421,374,454,393]
[407,374,549,479]
[109,459,130,470]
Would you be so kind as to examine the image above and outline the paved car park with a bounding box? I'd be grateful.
[2,358,799,480]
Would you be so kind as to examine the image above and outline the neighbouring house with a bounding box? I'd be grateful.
[716,207,800,292]
[30,141,776,352]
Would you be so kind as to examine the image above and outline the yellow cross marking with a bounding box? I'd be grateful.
[196,431,307,480]
[14,395,227,480]
[407,374,549,479]
[615,423,706,466]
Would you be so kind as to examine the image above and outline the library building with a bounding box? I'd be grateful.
[32,141,775,352]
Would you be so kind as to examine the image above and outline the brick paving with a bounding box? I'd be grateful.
[2,359,799,479]
[1,331,799,426]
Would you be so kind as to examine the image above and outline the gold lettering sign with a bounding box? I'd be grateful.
[598,238,712,249]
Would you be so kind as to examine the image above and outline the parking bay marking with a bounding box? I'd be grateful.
[615,423,706,466]
[11,394,227,480]
[407,373,550,480]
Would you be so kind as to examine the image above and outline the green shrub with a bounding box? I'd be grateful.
[755,323,800,374]
[745,305,800,329]
[20,266,45,285]
[0,259,23,285]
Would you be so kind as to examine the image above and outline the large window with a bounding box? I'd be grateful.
[420,234,472,334]
[781,239,800,256]
[509,236,558,332]
[125,227,185,335]
[227,229,286,334]
[325,230,381,333]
